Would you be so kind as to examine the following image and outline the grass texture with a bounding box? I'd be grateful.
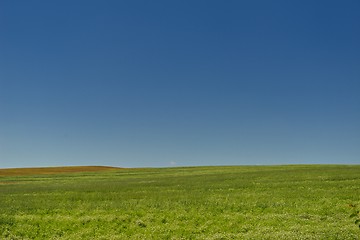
[0,165,359,239]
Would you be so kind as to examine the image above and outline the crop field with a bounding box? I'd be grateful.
[0,165,359,239]
[0,166,120,177]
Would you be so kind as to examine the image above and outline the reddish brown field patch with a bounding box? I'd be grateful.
[0,166,121,177]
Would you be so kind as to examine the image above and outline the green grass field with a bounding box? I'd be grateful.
[0,165,359,239]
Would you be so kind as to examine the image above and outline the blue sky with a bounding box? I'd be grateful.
[1,1,359,168]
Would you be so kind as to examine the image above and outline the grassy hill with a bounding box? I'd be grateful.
[0,165,359,239]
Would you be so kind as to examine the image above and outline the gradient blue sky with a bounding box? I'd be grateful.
[1,1,359,168]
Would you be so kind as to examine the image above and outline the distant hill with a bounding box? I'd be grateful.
[0,166,121,176]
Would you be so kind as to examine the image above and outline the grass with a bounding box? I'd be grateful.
[0,165,359,239]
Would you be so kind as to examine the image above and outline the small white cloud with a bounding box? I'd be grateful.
[170,161,177,166]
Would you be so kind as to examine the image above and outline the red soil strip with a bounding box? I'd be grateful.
[0,166,122,177]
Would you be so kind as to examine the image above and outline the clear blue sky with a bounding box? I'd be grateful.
[1,1,359,168]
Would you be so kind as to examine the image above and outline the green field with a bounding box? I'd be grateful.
[0,165,359,239]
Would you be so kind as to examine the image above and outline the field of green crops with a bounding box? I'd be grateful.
[1,165,359,239]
